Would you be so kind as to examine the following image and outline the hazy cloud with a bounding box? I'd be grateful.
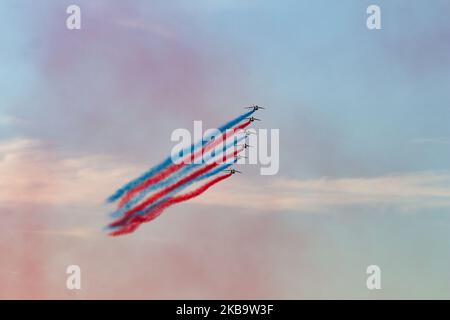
[410,138,450,145]
[2,138,450,213]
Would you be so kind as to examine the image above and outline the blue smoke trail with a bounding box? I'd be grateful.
[107,110,254,203]
[110,135,245,218]
[108,161,236,230]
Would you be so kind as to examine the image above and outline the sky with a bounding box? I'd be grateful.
[1,0,450,299]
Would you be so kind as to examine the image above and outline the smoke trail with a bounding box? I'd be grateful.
[110,160,235,221]
[110,147,243,228]
[111,135,245,218]
[109,173,233,236]
[115,133,245,210]
[118,120,251,207]
[107,110,254,203]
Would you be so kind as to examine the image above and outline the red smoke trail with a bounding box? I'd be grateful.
[111,147,243,228]
[110,173,233,236]
[118,120,251,208]
[118,162,184,208]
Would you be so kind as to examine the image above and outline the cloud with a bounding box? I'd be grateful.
[0,138,38,154]
[0,114,22,126]
[18,227,98,239]
[191,172,450,212]
[0,138,143,207]
[0,269,20,276]
[2,137,450,213]
[2,137,450,298]
[410,138,450,145]
[113,19,175,39]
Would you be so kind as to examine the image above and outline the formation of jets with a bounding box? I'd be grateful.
[225,105,265,175]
